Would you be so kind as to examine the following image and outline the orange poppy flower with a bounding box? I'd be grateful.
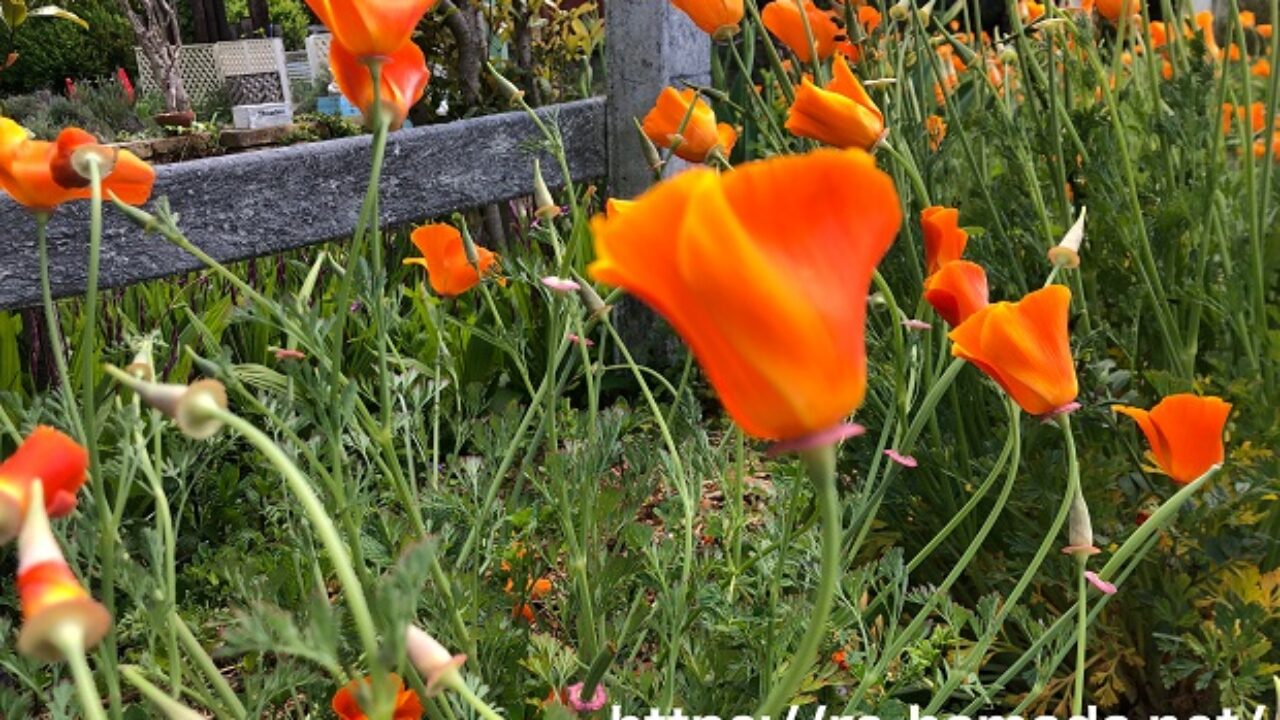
[921,206,968,276]
[1021,0,1045,22]
[17,483,110,661]
[404,224,498,297]
[590,149,901,440]
[1114,394,1231,484]
[1094,0,1131,23]
[1195,11,1219,54]
[761,0,843,63]
[1226,43,1243,61]
[670,0,743,39]
[1148,20,1168,47]
[1162,59,1174,80]
[641,87,737,163]
[1253,59,1271,78]
[785,55,884,150]
[332,674,424,720]
[0,119,154,213]
[858,5,882,33]
[1258,24,1273,39]
[1222,102,1267,135]
[330,38,429,129]
[1239,10,1256,28]
[0,426,88,544]
[924,260,989,327]
[926,114,947,151]
[305,0,437,59]
[948,285,1079,415]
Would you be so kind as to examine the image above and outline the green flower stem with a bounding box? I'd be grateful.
[754,444,841,718]
[964,465,1221,715]
[1074,551,1089,713]
[744,0,796,103]
[52,623,109,720]
[187,401,384,706]
[84,156,123,720]
[443,675,504,720]
[847,398,1022,711]
[34,212,84,439]
[879,139,933,207]
[173,613,248,720]
[920,406,1081,715]
[601,319,691,711]
[119,666,203,720]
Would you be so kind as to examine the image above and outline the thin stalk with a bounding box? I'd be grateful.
[35,212,84,439]
[189,402,385,708]
[754,445,841,718]
[53,624,109,720]
[173,614,247,720]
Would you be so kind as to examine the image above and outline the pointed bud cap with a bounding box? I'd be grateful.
[1048,206,1087,268]
[106,366,228,440]
[533,159,560,220]
[405,624,467,696]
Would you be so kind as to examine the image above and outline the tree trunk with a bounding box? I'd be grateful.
[116,0,192,112]
[248,0,269,34]
[190,0,210,42]
[440,0,484,106]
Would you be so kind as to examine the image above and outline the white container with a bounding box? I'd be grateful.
[232,103,293,130]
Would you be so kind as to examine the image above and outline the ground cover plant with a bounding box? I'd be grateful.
[0,0,1277,718]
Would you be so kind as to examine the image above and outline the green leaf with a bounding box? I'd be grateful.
[1,0,27,30]
[28,4,87,29]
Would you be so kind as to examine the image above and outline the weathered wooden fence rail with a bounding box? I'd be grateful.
[0,3,710,310]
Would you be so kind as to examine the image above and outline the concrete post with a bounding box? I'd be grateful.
[605,2,713,199]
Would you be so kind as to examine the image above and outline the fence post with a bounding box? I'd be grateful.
[605,2,712,199]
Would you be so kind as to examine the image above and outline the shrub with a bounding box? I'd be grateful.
[0,0,137,95]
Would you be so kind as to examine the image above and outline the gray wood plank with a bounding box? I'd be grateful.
[0,97,606,309]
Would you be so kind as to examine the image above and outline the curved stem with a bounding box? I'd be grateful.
[755,445,841,717]
[1074,552,1088,713]
[190,402,383,687]
[53,624,109,720]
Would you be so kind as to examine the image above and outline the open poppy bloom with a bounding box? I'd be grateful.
[330,37,430,129]
[924,260,989,327]
[590,149,901,441]
[642,87,738,163]
[404,224,498,297]
[0,119,154,212]
[785,55,884,150]
[1094,0,1132,23]
[949,285,1079,416]
[921,206,968,275]
[1114,394,1231,484]
[1222,102,1267,135]
[0,426,89,545]
[17,483,111,662]
[761,0,843,63]
[670,0,743,39]
[332,673,424,720]
[305,0,437,59]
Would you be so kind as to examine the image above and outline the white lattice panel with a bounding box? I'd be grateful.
[306,33,333,82]
[215,38,284,76]
[134,44,222,107]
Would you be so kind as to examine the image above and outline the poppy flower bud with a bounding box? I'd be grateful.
[921,206,968,275]
[634,118,666,173]
[575,277,610,318]
[917,0,935,24]
[0,427,88,545]
[125,339,156,382]
[1048,207,1088,269]
[923,260,989,327]
[17,482,112,661]
[1063,490,1098,555]
[999,44,1018,63]
[532,159,560,220]
[105,366,228,440]
[488,64,525,106]
[405,624,467,696]
[889,0,910,20]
